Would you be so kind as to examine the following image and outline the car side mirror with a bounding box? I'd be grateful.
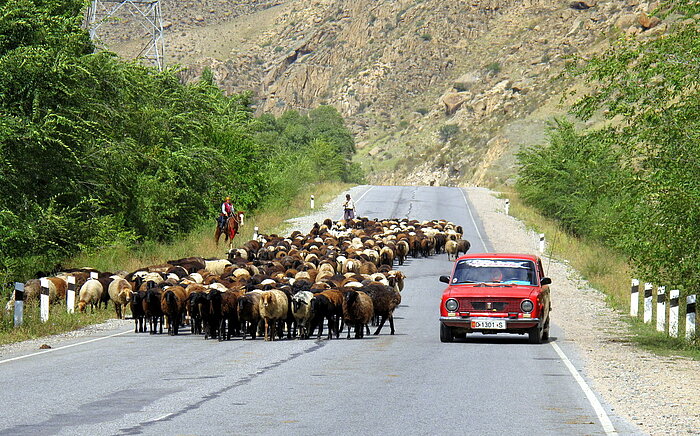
[541,277,552,286]
[439,275,450,284]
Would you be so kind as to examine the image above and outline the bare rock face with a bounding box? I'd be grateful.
[616,13,639,30]
[638,12,662,29]
[442,92,470,115]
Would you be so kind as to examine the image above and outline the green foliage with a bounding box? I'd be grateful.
[484,62,501,75]
[439,124,459,142]
[517,2,700,296]
[0,1,361,282]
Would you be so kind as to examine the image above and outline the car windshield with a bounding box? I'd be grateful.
[451,259,536,285]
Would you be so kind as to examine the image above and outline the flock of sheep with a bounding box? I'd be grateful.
[6,217,471,341]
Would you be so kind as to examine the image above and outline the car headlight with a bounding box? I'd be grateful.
[445,298,459,312]
[520,299,534,313]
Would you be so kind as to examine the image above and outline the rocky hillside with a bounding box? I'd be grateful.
[104,0,668,186]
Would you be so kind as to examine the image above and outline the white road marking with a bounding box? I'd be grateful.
[355,185,374,203]
[0,329,132,365]
[152,413,173,422]
[550,342,617,435]
[459,188,488,251]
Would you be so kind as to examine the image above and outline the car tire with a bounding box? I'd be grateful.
[440,323,454,343]
[528,324,543,344]
[542,317,550,342]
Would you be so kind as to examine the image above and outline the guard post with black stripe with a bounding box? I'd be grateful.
[656,286,666,333]
[66,276,76,314]
[643,282,653,323]
[40,277,50,323]
[13,282,24,328]
[630,279,640,317]
[686,294,697,340]
[669,289,680,338]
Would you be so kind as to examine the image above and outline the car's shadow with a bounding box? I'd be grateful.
[449,335,559,345]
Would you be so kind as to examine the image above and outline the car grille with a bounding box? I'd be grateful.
[457,298,520,313]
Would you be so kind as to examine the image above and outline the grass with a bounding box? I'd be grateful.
[502,188,700,360]
[0,181,351,346]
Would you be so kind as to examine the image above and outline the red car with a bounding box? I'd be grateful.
[439,253,551,343]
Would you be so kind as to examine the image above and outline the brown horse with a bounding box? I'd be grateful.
[215,211,244,248]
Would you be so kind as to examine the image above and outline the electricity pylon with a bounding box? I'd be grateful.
[85,0,165,70]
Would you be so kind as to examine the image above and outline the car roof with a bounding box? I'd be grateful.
[454,253,540,262]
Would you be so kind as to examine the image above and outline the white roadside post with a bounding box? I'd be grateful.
[538,233,545,254]
[13,282,24,327]
[643,282,653,324]
[669,289,680,338]
[253,226,259,240]
[504,199,510,215]
[90,271,98,280]
[630,279,639,317]
[310,195,315,210]
[656,286,666,333]
[66,276,76,314]
[39,277,50,323]
[686,295,697,341]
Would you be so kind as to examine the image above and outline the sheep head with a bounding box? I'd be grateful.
[78,301,87,312]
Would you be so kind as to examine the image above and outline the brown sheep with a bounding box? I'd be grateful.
[341,290,374,339]
[310,289,344,340]
[219,290,244,341]
[362,283,401,335]
[456,239,471,257]
[160,285,187,335]
[396,240,410,266]
[238,291,262,340]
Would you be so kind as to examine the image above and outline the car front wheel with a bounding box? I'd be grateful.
[528,324,543,344]
[542,317,550,342]
[440,323,454,343]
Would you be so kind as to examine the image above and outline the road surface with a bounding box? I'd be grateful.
[0,186,638,435]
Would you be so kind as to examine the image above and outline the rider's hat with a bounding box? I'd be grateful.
[225,196,231,201]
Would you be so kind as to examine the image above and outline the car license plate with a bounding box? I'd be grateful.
[471,319,506,330]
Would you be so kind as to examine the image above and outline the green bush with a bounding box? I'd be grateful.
[0,1,362,283]
[439,124,460,142]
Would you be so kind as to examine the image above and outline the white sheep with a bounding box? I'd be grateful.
[78,279,103,313]
[291,291,314,339]
[259,290,289,341]
[108,277,133,319]
[204,259,232,275]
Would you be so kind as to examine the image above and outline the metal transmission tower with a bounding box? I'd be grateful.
[85,0,165,70]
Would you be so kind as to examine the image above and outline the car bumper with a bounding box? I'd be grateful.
[439,316,540,331]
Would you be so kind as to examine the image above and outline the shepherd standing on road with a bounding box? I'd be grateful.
[343,193,355,220]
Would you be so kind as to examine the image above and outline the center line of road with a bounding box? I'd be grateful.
[550,342,617,435]
[0,329,132,365]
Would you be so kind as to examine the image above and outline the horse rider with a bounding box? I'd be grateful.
[219,196,235,230]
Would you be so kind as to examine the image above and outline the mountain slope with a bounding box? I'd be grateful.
[108,0,666,186]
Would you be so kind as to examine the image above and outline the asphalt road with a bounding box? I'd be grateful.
[0,186,638,435]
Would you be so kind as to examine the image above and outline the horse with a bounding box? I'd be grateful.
[215,211,244,249]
